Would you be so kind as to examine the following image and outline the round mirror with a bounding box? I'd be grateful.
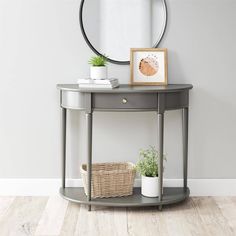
[79,0,167,65]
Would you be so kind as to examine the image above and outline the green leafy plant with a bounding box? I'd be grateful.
[88,55,108,66]
[135,146,166,177]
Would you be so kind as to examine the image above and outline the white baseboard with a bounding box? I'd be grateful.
[0,178,236,196]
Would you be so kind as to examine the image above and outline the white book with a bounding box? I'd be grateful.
[79,83,119,89]
[93,78,118,85]
[77,78,118,85]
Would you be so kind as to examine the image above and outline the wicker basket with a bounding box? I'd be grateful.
[80,162,136,198]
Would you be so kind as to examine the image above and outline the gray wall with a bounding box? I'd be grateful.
[0,0,236,179]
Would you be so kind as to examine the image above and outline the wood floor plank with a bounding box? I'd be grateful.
[163,199,208,236]
[180,198,209,236]
[35,196,68,236]
[0,197,47,236]
[113,208,128,236]
[76,205,128,236]
[127,207,161,236]
[214,197,236,233]
[60,202,80,236]
[153,208,169,236]
[160,204,188,236]
[230,196,236,205]
[75,205,100,236]
[0,197,15,219]
[192,197,235,236]
[96,207,118,236]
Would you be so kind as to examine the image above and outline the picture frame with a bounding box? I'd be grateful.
[130,48,168,85]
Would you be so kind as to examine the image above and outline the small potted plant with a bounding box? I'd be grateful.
[136,146,165,197]
[88,55,108,80]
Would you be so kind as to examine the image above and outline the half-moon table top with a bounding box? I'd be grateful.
[57,84,193,93]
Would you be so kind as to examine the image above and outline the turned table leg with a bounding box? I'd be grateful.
[182,107,189,191]
[158,112,164,207]
[86,112,93,211]
[61,108,67,189]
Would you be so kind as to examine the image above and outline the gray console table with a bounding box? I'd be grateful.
[57,84,193,211]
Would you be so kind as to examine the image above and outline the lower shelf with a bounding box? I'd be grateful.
[60,187,190,207]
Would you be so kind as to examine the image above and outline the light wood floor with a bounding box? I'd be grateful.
[0,196,236,236]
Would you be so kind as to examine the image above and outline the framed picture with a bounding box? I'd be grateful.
[130,48,168,85]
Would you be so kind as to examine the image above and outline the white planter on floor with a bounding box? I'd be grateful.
[141,175,159,197]
[90,66,107,79]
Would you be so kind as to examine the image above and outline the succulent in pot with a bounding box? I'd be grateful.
[136,146,166,197]
[88,55,108,80]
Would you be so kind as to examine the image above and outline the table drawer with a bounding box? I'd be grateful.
[93,93,157,110]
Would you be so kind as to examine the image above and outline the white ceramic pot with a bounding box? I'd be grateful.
[141,175,159,197]
[90,66,107,80]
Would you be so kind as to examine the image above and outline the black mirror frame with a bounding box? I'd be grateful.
[79,0,168,65]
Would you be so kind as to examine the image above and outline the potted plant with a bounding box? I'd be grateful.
[136,146,165,197]
[88,55,108,80]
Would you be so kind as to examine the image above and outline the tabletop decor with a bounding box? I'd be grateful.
[88,55,108,79]
[136,146,166,197]
[130,48,168,85]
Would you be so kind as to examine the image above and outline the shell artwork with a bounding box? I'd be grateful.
[139,55,159,77]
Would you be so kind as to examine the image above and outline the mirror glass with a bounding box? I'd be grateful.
[80,0,167,64]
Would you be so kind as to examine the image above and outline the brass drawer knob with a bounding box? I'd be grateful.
[122,98,128,104]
